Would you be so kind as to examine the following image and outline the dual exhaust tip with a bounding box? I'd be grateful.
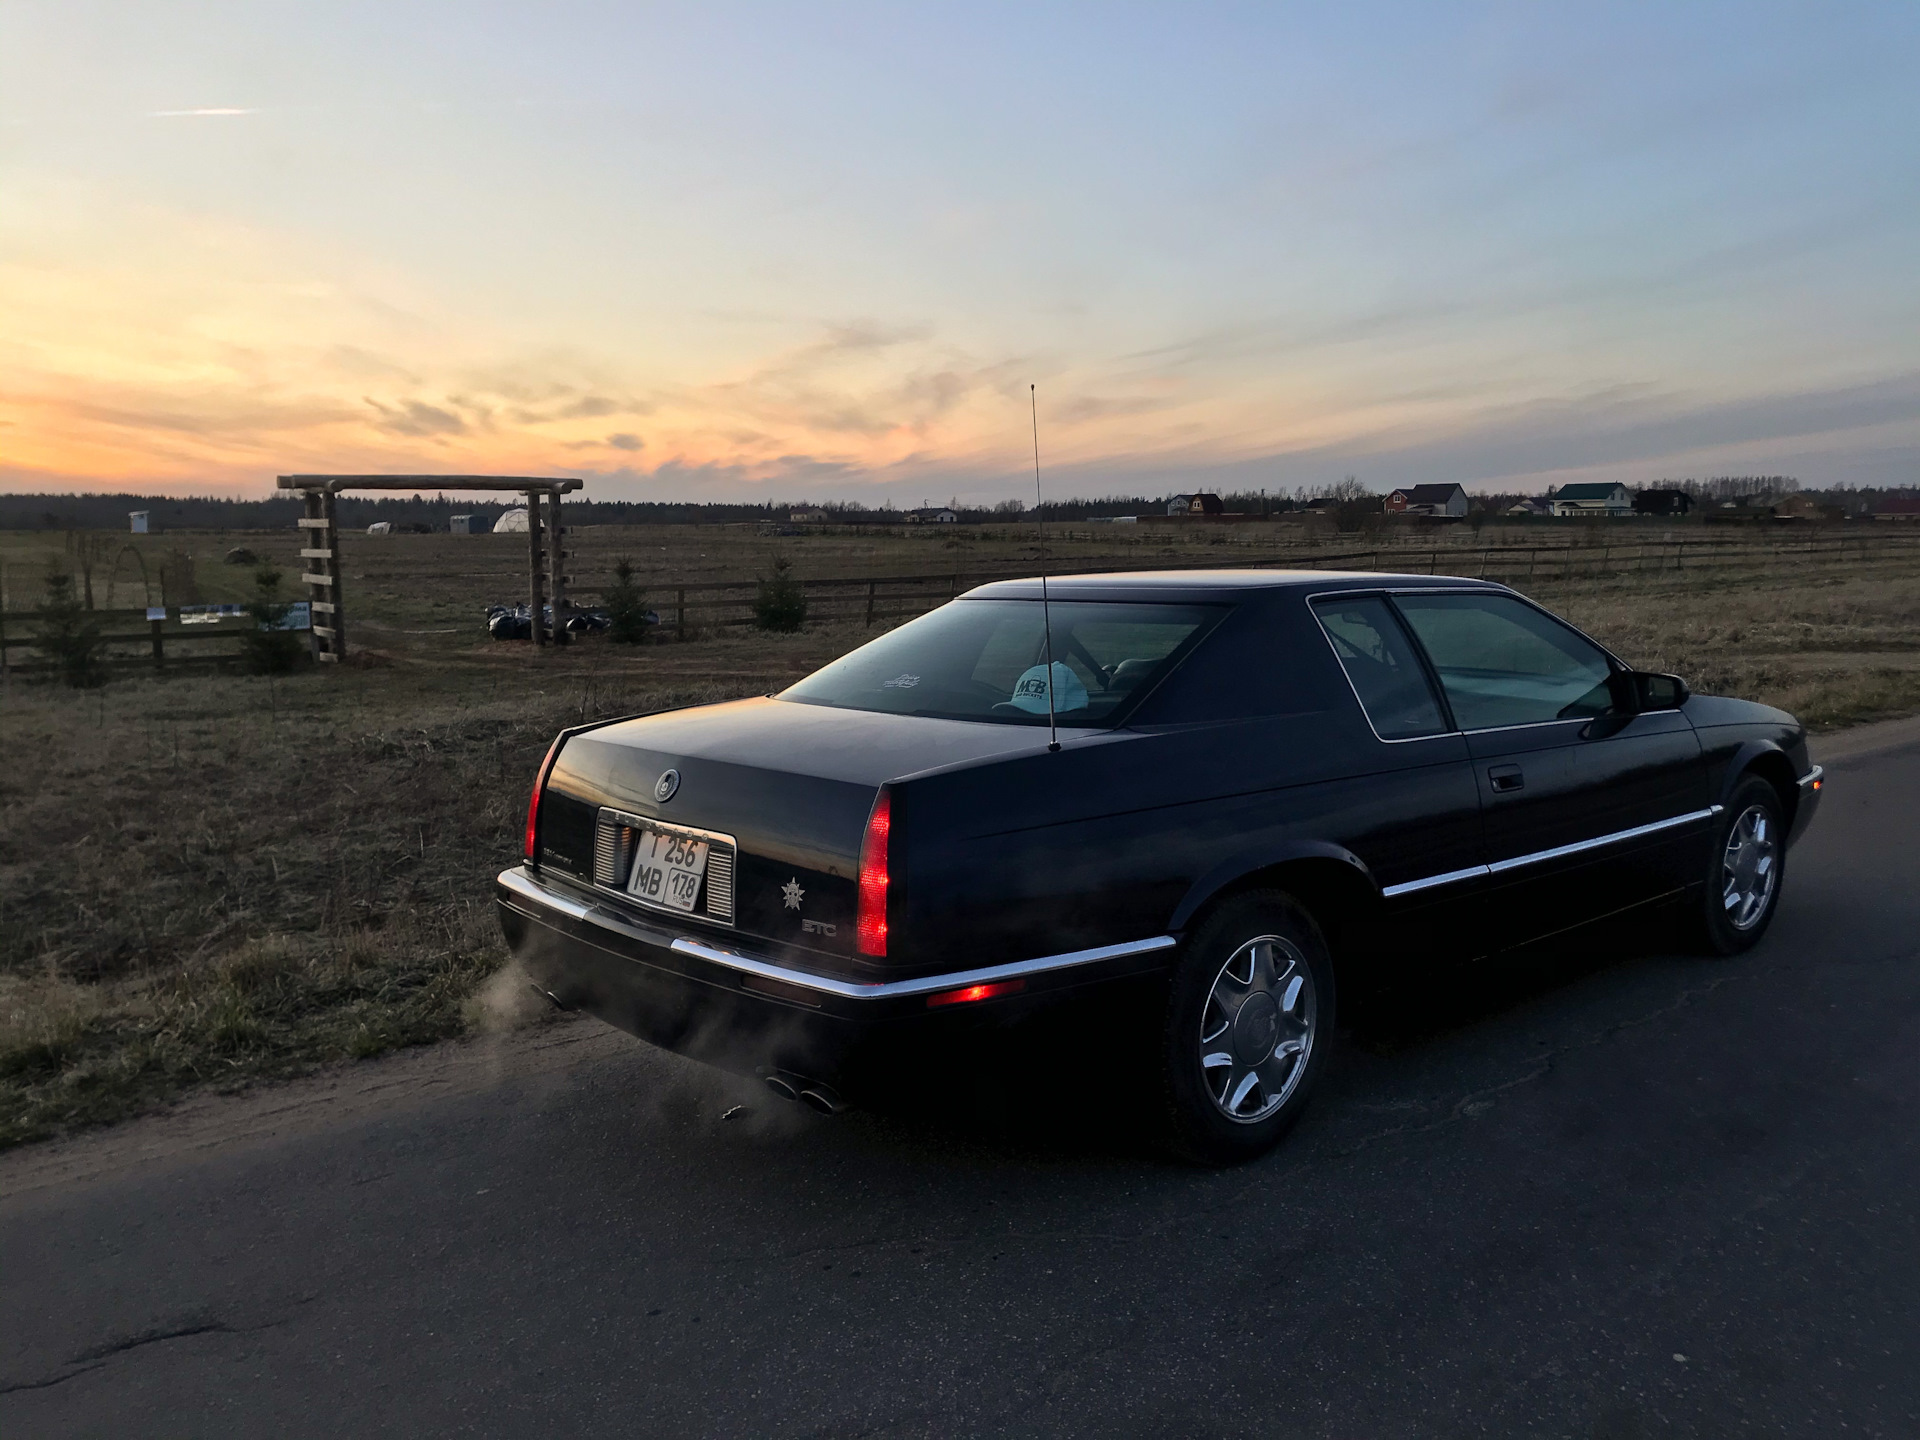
[763,1072,847,1115]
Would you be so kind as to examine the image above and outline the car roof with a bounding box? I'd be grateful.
[960,569,1507,603]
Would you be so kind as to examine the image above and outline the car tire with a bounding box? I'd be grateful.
[1689,774,1787,956]
[1158,890,1335,1165]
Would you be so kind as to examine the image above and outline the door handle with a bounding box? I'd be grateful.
[1488,764,1524,793]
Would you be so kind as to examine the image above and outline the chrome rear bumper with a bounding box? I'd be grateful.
[494,866,1176,1080]
[497,866,1174,1003]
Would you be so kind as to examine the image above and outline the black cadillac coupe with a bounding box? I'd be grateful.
[497,570,1823,1162]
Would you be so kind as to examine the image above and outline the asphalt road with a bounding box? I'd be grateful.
[5,733,1918,1438]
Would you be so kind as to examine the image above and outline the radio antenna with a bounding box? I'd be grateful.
[1031,384,1060,753]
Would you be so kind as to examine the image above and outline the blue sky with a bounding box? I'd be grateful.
[2,2,1916,500]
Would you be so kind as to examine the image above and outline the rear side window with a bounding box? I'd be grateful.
[1310,596,1448,739]
[1392,593,1613,730]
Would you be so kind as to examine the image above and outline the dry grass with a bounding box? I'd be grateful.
[0,660,768,1146]
[2,522,1917,1147]
[1549,556,1920,729]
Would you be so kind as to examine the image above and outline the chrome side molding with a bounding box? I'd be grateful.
[1379,864,1489,899]
[1485,807,1720,875]
[1381,806,1720,899]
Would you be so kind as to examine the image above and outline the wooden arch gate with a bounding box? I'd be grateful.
[276,474,584,661]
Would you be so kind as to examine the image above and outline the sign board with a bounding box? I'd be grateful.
[175,603,310,631]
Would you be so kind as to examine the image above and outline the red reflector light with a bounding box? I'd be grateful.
[1811,778,1822,791]
[926,978,1027,1009]
[856,789,891,957]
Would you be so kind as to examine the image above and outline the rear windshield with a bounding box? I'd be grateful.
[781,599,1222,727]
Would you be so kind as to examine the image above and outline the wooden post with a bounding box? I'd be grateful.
[676,587,686,641]
[300,487,319,660]
[545,487,569,645]
[299,486,347,662]
[323,489,344,659]
[864,579,876,626]
[150,616,165,669]
[526,489,547,647]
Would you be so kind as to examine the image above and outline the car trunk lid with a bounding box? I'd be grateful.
[535,697,1063,970]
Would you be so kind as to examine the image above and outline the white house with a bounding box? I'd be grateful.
[907,507,958,524]
[1551,482,1633,517]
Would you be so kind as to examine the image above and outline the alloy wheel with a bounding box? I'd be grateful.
[1198,934,1317,1123]
[1721,803,1779,931]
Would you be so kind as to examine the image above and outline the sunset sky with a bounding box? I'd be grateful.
[3,3,1917,503]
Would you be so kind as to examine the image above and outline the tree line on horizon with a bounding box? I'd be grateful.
[2,475,1908,532]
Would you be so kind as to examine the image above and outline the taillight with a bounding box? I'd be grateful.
[856,788,892,957]
[523,734,566,865]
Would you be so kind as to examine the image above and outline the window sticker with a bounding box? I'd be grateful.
[1009,661,1089,714]
[881,674,921,689]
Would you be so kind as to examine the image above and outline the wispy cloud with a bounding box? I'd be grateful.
[149,108,256,118]
[363,397,468,438]
[1052,393,1182,425]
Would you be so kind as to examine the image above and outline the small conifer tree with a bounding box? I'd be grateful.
[33,564,107,688]
[242,565,306,674]
[752,555,807,632]
[605,558,651,644]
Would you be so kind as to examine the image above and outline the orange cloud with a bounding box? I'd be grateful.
[2,185,1299,493]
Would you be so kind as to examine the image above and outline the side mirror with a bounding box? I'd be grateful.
[1624,670,1690,711]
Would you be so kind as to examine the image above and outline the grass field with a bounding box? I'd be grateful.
[4,518,1920,1147]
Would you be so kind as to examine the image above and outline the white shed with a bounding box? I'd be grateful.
[129,511,150,534]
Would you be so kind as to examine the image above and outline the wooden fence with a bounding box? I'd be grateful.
[4,530,1914,664]
[0,607,264,676]
[568,531,1920,639]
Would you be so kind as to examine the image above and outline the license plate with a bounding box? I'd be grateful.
[627,827,710,912]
